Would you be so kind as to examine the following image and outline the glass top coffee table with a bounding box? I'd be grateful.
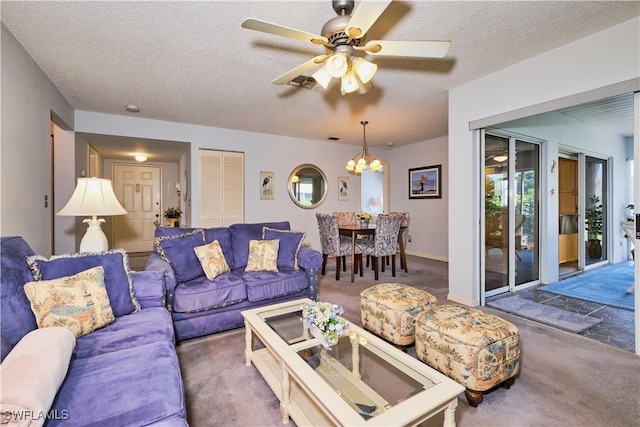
[242,298,464,426]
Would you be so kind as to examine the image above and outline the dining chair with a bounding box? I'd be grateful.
[359,214,402,280]
[316,213,361,280]
[334,211,357,271]
[389,211,410,272]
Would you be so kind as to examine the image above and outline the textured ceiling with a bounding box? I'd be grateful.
[2,1,638,158]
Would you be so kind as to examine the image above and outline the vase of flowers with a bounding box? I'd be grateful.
[356,212,372,227]
[163,206,183,227]
[302,301,349,349]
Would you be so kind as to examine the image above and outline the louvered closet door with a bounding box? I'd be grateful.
[199,150,244,227]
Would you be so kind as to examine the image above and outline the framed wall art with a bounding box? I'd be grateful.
[260,171,274,200]
[409,165,442,199]
[338,176,349,201]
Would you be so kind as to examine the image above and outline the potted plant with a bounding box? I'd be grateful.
[585,194,603,259]
[163,206,183,227]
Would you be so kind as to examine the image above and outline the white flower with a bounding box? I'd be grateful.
[302,301,349,349]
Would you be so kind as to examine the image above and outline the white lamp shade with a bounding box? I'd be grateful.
[312,66,333,89]
[326,52,348,78]
[351,57,377,84]
[57,177,127,216]
[341,71,359,94]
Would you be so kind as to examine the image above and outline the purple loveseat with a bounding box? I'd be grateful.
[0,236,187,426]
[145,221,322,341]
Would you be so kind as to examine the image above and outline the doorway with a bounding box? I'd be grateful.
[483,132,541,296]
[112,164,162,253]
[558,156,579,276]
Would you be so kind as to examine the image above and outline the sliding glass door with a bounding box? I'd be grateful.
[584,156,608,268]
[483,132,540,296]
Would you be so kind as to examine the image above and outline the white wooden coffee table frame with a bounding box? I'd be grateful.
[242,298,465,427]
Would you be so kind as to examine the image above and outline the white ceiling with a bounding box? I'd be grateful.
[2,1,637,160]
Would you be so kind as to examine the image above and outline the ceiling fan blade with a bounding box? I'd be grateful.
[242,18,330,47]
[345,0,392,40]
[361,40,451,58]
[271,55,329,85]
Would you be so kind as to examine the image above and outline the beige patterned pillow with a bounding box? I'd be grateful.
[193,240,230,280]
[23,266,115,338]
[245,239,279,272]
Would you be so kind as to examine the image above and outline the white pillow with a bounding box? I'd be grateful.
[0,327,76,427]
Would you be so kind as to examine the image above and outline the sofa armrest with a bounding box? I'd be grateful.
[131,270,166,309]
[298,246,322,301]
[298,246,322,270]
[144,253,177,311]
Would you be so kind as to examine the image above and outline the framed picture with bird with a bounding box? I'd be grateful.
[338,176,349,201]
[260,171,274,200]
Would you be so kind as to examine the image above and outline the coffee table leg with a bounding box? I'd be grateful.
[443,398,458,427]
[279,360,291,424]
[244,321,252,367]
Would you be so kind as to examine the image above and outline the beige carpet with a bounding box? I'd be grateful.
[176,255,640,426]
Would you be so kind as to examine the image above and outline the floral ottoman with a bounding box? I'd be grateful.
[415,305,520,407]
[360,283,437,349]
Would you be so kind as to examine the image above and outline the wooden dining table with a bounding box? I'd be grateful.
[338,224,408,282]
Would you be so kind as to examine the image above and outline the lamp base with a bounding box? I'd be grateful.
[80,218,108,253]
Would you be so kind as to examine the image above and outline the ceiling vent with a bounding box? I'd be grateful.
[287,75,317,89]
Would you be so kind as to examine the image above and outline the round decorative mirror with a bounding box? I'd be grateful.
[288,164,328,209]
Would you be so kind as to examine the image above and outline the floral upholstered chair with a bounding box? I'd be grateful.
[316,213,361,280]
[334,211,356,226]
[358,214,402,280]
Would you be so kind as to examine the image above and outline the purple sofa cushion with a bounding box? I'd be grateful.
[0,237,38,346]
[27,250,140,318]
[49,342,185,426]
[153,227,201,253]
[1,334,12,362]
[236,269,308,302]
[203,227,234,269]
[155,229,206,284]
[263,227,306,270]
[74,307,175,359]
[229,222,290,270]
[172,273,247,313]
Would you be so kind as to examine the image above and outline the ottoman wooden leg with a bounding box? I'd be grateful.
[465,389,483,407]
[502,377,516,389]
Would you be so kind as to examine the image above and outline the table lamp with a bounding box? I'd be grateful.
[57,177,127,252]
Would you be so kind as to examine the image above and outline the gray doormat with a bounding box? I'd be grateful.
[486,296,602,333]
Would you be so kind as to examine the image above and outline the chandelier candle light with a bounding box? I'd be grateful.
[346,120,382,173]
[57,177,127,253]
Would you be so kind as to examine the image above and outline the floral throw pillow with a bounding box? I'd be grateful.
[23,266,115,338]
[193,240,230,281]
[245,239,279,272]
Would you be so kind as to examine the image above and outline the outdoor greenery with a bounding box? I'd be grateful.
[585,194,603,240]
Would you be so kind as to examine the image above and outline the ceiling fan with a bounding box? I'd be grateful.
[242,0,451,95]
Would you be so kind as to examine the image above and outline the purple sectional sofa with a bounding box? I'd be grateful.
[146,221,323,341]
[0,236,187,426]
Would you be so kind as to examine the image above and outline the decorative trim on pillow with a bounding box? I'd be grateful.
[27,249,140,317]
[154,229,206,284]
[23,266,116,338]
[263,227,306,270]
[245,239,279,272]
[193,240,230,281]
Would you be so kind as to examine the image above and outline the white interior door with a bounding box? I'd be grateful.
[112,164,161,252]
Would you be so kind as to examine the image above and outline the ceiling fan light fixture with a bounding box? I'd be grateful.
[341,70,359,94]
[312,66,332,89]
[326,52,348,77]
[351,57,377,84]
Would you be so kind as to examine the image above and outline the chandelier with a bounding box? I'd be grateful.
[345,121,382,173]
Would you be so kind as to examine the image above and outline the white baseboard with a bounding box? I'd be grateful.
[405,250,448,263]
